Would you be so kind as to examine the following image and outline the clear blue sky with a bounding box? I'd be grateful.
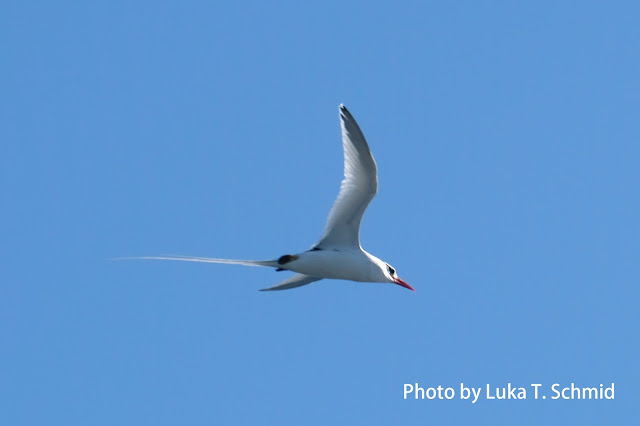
[2,1,638,424]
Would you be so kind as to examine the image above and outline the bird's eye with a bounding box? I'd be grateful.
[387,265,396,276]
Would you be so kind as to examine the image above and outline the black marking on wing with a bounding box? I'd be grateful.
[277,254,298,265]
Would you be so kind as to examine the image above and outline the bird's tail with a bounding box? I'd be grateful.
[117,255,280,268]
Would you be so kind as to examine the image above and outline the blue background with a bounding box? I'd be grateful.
[2,1,638,424]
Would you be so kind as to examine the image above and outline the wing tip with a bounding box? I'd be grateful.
[339,104,353,122]
[259,286,285,292]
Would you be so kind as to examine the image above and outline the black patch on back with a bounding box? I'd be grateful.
[277,254,298,265]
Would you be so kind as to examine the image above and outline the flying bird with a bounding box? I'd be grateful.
[135,105,413,291]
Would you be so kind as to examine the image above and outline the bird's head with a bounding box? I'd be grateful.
[382,262,414,291]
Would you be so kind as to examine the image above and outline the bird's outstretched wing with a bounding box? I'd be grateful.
[315,104,378,249]
[120,255,279,268]
[260,274,322,291]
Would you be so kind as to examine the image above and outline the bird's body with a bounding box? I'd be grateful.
[133,105,413,291]
[277,248,389,283]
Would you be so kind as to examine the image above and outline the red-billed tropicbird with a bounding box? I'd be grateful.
[134,105,413,292]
